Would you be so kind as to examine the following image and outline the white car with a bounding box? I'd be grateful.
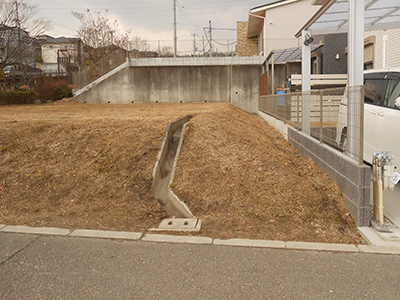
[336,68,400,170]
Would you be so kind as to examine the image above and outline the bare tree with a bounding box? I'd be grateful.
[72,9,132,64]
[0,0,51,69]
[130,35,150,52]
[158,46,174,57]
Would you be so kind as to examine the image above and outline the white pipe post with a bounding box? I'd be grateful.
[301,29,311,134]
[173,0,177,58]
[347,0,364,163]
[383,35,387,68]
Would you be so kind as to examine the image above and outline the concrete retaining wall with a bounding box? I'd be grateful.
[288,127,370,226]
[73,57,265,114]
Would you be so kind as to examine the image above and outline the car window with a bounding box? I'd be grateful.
[386,80,400,109]
[364,79,387,105]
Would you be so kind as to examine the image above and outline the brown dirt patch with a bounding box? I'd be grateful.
[0,102,363,244]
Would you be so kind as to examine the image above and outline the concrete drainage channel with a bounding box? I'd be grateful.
[151,116,201,232]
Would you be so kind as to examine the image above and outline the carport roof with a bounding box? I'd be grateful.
[296,0,400,37]
[267,45,322,63]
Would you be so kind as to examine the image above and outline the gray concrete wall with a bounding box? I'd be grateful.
[73,60,263,113]
[288,127,370,226]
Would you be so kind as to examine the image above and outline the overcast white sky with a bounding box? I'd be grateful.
[27,0,272,54]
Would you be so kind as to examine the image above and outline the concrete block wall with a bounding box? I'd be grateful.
[73,61,264,114]
[237,21,258,57]
[288,127,370,226]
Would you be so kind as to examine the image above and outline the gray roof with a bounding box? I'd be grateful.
[43,37,80,44]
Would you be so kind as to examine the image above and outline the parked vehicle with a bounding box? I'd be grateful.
[3,65,42,78]
[3,65,23,78]
[336,69,400,169]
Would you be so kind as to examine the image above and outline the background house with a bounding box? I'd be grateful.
[40,37,83,76]
[0,24,35,69]
[238,0,319,57]
[237,0,320,94]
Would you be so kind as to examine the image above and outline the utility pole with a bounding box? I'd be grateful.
[202,36,205,56]
[191,32,197,57]
[109,30,114,46]
[173,0,177,58]
[209,20,212,57]
[15,1,23,71]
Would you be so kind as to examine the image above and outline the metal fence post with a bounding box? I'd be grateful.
[296,93,300,130]
[359,85,364,165]
[319,90,323,144]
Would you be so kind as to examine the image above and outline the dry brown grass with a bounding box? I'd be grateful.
[0,102,363,244]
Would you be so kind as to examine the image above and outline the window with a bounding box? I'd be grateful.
[364,62,373,70]
[385,80,400,109]
[364,79,387,105]
[58,57,70,64]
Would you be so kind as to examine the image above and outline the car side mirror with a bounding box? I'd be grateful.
[396,97,400,109]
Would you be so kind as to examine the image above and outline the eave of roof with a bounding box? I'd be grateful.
[247,0,300,38]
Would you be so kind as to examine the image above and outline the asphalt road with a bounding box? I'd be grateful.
[1,232,399,299]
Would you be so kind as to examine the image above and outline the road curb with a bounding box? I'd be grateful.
[70,229,143,240]
[141,233,213,244]
[286,241,359,252]
[1,225,70,236]
[213,238,285,249]
[1,225,400,255]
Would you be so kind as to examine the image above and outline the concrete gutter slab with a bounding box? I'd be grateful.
[1,226,70,236]
[70,229,143,240]
[286,241,359,252]
[142,233,212,245]
[149,218,202,232]
[0,225,5,230]
[213,238,285,249]
[358,226,385,246]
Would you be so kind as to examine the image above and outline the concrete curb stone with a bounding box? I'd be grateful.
[142,233,213,245]
[213,238,286,249]
[358,245,400,254]
[70,229,143,240]
[286,241,359,252]
[1,225,70,236]
[1,225,400,255]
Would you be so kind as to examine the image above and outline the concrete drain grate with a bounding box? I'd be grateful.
[150,218,202,232]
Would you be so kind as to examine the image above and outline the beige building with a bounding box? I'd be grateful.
[41,37,83,65]
[364,29,400,69]
[238,0,319,57]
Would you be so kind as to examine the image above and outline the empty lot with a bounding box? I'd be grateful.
[0,102,363,244]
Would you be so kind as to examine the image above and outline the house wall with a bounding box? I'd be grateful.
[365,29,400,69]
[42,42,82,64]
[262,0,318,55]
[321,34,348,74]
[237,22,258,57]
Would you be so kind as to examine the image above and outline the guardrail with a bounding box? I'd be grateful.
[259,86,364,164]
[72,48,127,90]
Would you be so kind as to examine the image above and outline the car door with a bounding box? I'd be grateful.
[363,73,387,164]
[379,74,400,169]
